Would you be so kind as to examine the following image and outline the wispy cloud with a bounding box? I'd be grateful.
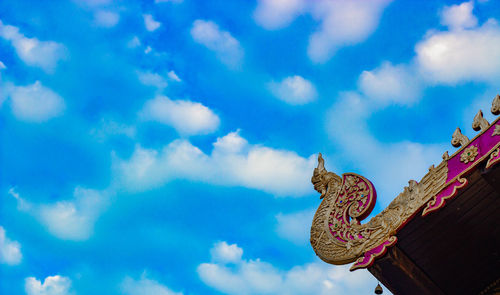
[0,226,22,265]
[416,18,500,84]
[253,0,305,30]
[268,75,317,105]
[140,95,220,136]
[358,62,421,106]
[25,275,73,295]
[325,91,443,205]
[198,241,377,295]
[11,187,110,241]
[114,131,316,196]
[440,1,477,30]
[143,14,161,32]
[190,20,244,68]
[0,20,67,72]
[137,71,168,90]
[121,274,183,295]
[254,0,392,63]
[93,10,120,27]
[7,81,65,122]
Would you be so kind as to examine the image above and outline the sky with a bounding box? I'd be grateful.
[1,0,500,294]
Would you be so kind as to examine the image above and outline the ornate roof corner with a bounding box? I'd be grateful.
[310,94,500,271]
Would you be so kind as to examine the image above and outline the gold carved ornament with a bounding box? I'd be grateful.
[310,154,448,267]
[460,145,478,163]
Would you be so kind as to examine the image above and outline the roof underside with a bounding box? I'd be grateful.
[369,163,500,295]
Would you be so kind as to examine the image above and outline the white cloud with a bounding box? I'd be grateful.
[140,95,220,136]
[440,1,477,30]
[9,187,32,211]
[94,10,120,27]
[13,187,109,241]
[213,130,247,153]
[210,241,243,264]
[121,274,182,295]
[0,226,22,265]
[275,208,315,245]
[358,62,421,105]
[307,0,392,63]
[198,242,378,295]
[39,188,108,240]
[8,81,65,122]
[268,75,317,105]
[137,71,168,90]
[253,0,305,30]
[416,20,500,84]
[190,20,244,68]
[25,275,73,295]
[167,70,181,82]
[253,0,391,63]
[143,14,161,32]
[0,60,6,69]
[114,131,316,196]
[347,1,500,99]
[0,20,67,72]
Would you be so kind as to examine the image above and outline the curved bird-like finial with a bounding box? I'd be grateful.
[451,127,469,148]
[492,94,500,115]
[311,153,341,199]
[472,110,490,132]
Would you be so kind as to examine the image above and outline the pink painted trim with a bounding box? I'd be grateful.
[447,122,500,182]
[422,178,468,216]
[350,236,397,271]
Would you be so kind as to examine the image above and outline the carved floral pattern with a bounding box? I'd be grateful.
[460,145,478,163]
[493,125,500,136]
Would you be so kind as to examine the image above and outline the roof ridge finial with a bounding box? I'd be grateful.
[451,127,469,148]
[472,110,490,132]
[492,94,500,115]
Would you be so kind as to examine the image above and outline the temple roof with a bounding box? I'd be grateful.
[310,94,500,294]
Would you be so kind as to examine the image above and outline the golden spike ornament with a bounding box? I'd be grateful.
[451,127,469,148]
[472,110,490,132]
[492,94,500,115]
[311,153,341,199]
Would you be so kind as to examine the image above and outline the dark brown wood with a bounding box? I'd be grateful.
[369,165,500,294]
[368,245,445,295]
[481,163,500,194]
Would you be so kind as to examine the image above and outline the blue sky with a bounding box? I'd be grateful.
[1,0,500,294]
